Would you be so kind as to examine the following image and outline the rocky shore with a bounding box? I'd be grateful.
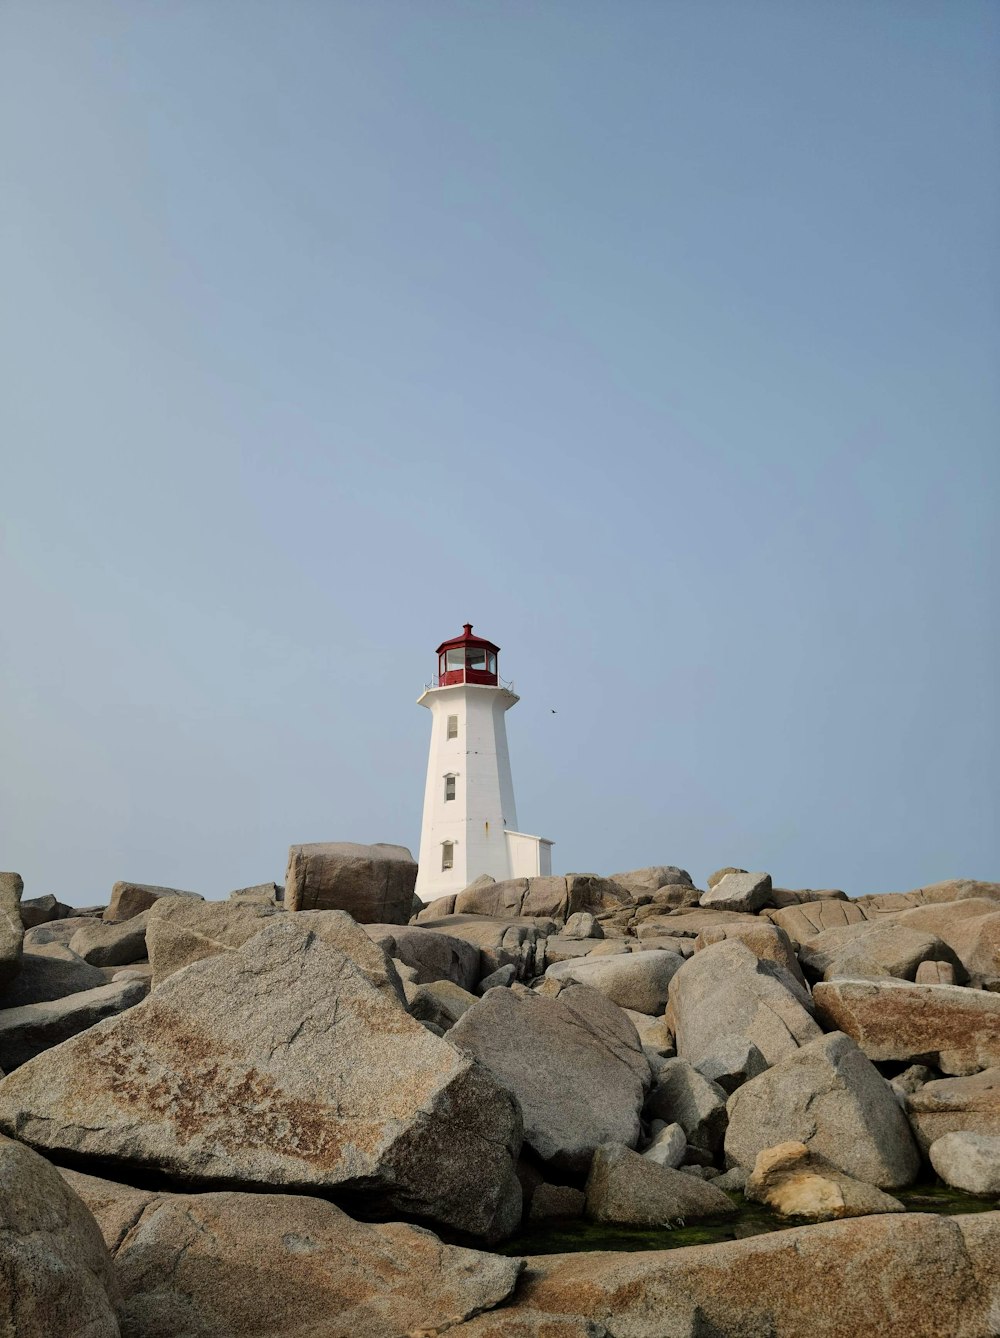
[1,851,999,1336]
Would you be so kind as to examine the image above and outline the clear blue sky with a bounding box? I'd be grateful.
[2,2,997,904]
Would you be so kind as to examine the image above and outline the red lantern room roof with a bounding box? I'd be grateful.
[435,624,501,687]
[435,623,500,656]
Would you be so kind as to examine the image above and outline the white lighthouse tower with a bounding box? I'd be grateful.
[415,624,553,902]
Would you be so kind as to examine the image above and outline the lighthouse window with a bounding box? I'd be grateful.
[445,648,465,671]
[488,652,497,674]
[441,841,454,870]
[447,715,458,739]
[467,648,487,671]
[444,774,456,801]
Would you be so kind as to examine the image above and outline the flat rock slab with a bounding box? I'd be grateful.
[813,978,1000,1075]
[905,1068,1000,1151]
[499,1212,1000,1338]
[61,1170,522,1338]
[800,922,963,983]
[585,1142,736,1227]
[0,977,149,1070]
[0,916,522,1240]
[725,1031,920,1188]
[448,981,650,1173]
[763,899,867,945]
[70,912,151,967]
[104,881,203,923]
[0,1135,120,1338]
[543,950,684,1015]
[699,871,772,914]
[0,944,106,1007]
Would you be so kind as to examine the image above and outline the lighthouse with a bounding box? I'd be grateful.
[415,624,553,902]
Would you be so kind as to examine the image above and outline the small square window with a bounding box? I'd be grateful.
[447,715,458,739]
[442,841,454,871]
[444,775,456,801]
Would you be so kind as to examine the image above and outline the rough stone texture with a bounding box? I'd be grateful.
[0,917,522,1240]
[889,900,1000,988]
[415,892,458,923]
[417,914,547,980]
[285,841,417,924]
[506,1212,1000,1338]
[714,1165,748,1193]
[929,1132,1000,1195]
[699,871,772,914]
[611,866,694,894]
[529,1183,586,1220]
[227,881,283,905]
[768,887,849,909]
[800,921,964,983]
[543,950,684,1016]
[0,872,24,989]
[478,963,516,993]
[565,875,635,920]
[24,916,103,949]
[449,982,649,1174]
[104,882,203,923]
[61,1171,521,1338]
[18,893,70,929]
[644,1058,728,1155]
[363,922,480,991]
[0,1135,120,1337]
[915,959,957,984]
[585,1143,736,1227]
[0,943,106,1007]
[544,938,601,965]
[405,977,478,1031]
[905,1068,1000,1151]
[725,1031,921,1188]
[813,978,1000,1075]
[456,877,534,918]
[745,1141,905,1221]
[889,1064,934,1100]
[667,939,819,1074]
[858,880,1000,917]
[694,922,805,986]
[562,911,603,940]
[623,1009,674,1057]
[642,1121,686,1169]
[0,977,149,1070]
[70,912,151,967]
[146,899,277,985]
[707,867,745,889]
[693,1037,768,1094]
[634,909,760,940]
[763,898,867,946]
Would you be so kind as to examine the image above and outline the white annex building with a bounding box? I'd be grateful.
[415,624,553,902]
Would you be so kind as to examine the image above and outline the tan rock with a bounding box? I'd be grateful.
[694,922,805,985]
[103,881,203,923]
[0,976,148,1070]
[0,872,24,988]
[0,917,522,1240]
[745,1141,905,1221]
[585,1142,736,1227]
[915,959,956,984]
[284,840,417,923]
[763,898,867,945]
[634,908,759,939]
[70,911,151,967]
[800,921,964,983]
[813,977,1000,1075]
[905,1068,1000,1151]
[543,949,684,1015]
[699,871,772,913]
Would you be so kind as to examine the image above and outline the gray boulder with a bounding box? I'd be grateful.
[285,841,417,924]
[694,922,805,985]
[62,1170,521,1338]
[146,898,278,985]
[0,872,24,988]
[18,894,70,929]
[800,922,964,983]
[813,978,1000,1075]
[725,1031,921,1188]
[644,1057,728,1155]
[693,1036,768,1093]
[448,981,650,1174]
[227,881,283,905]
[416,914,547,980]
[905,1068,1000,1151]
[24,916,103,949]
[699,871,773,913]
[561,911,603,940]
[642,1121,686,1168]
[585,1143,736,1226]
[529,1183,586,1220]
[70,911,151,967]
[667,939,820,1073]
[0,977,149,1070]
[363,923,480,991]
[0,943,105,1008]
[610,866,694,894]
[104,881,203,923]
[764,898,868,946]
[0,1136,120,1337]
[929,1132,1000,1195]
[543,949,684,1015]
[406,978,478,1031]
[0,916,522,1241]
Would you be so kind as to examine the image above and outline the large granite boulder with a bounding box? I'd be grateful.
[745,1141,905,1221]
[285,841,417,924]
[699,871,773,913]
[414,914,548,979]
[644,1058,728,1155]
[634,909,760,940]
[0,943,105,1007]
[0,872,24,989]
[585,1143,735,1227]
[763,898,867,946]
[454,874,634,923]
[146,898,278,985]
[363,922,480,991]
[929,1132,1000,1196]
[725,1031,921,1188]
[667,939,820,1075]
[0,916,522,1240]
[542,949,684,1015]
[813,978,1000,1075]
[0,977,149,1070]
[800,922,963,983]
[448,981,650,1174]
[61,1170,522,1338]
[498,1212,1000,1338]
[694,922,805,985]
[0,1135,120,1337]
[905,1068,1000,1151]
[876,899,1000,985]
[70,912,151,967]
[24,916,104,949]
[103,881,203,923]
[18,893,71,929]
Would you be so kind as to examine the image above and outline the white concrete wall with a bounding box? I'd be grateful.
[505,831,554,878]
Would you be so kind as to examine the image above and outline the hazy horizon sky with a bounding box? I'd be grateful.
[2,2,998,905]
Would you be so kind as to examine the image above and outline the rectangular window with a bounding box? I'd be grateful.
[445,648,465,670]
[447,715,458,740]
[444,775,456,801]
[441,841,454,871]
[467,648,487,671]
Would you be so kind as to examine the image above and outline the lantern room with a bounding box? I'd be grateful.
[435,624,500,687]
